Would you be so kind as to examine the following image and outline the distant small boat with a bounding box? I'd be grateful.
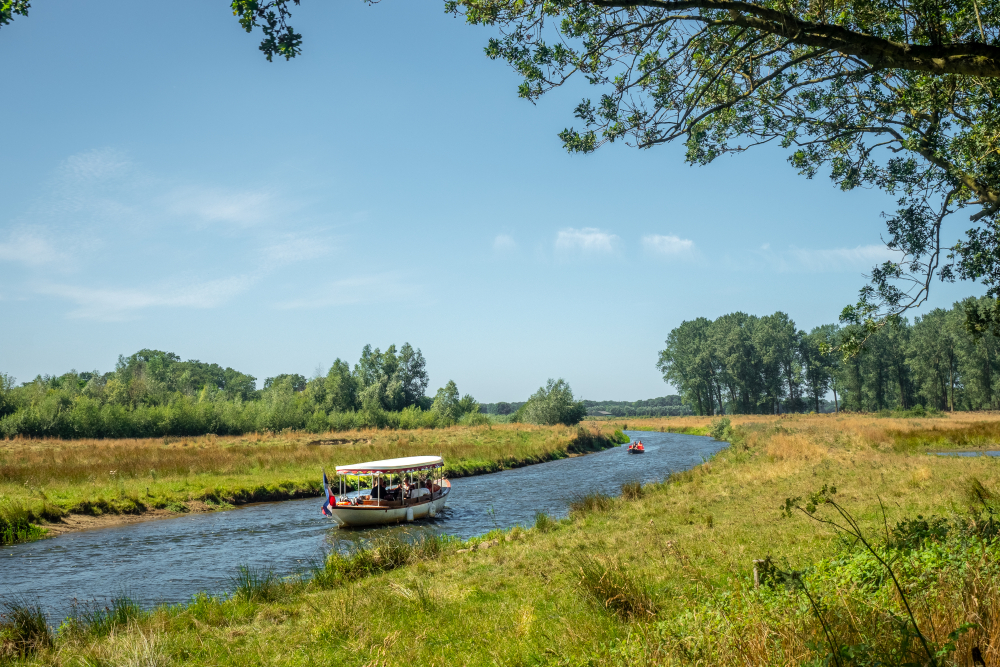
[627,441,645,454]
[320,455,450,527]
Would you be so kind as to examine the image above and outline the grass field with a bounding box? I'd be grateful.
[6,412,1000,665]
[0,422,625,545]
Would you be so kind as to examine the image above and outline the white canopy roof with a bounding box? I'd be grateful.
[335,455,443,475]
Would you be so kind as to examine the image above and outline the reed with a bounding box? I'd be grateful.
[228,565,283,603]
[61,593,147,638]
[315,533,450,587]
[0,596,51,660]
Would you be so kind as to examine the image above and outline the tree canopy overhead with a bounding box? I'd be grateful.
[6,0,1000,339]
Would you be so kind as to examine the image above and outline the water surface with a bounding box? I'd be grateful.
[1,430,723,619]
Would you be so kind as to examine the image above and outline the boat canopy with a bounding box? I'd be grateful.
[335,455,443,475]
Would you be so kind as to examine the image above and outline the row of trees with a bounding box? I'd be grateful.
[657,297,1000,415]
[0,343,589,438]
[581,396,692,417]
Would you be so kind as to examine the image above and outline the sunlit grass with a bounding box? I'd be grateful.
[13,413,1000,665]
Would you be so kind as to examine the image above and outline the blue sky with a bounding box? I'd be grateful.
[0,0,983,402]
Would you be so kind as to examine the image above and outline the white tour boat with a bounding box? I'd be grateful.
[320,455,450,527]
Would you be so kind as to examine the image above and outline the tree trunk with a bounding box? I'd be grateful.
[833,387,839,413]
[949,365,955,412]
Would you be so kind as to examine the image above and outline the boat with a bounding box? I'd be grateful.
[320,455,450,527]
[627,441,645,454]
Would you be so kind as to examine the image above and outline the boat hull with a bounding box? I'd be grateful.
[329,495,448,527]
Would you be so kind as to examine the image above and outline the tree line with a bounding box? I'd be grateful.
[0,344,586,438]
[657,297,1000,415]
[581,396,692,417]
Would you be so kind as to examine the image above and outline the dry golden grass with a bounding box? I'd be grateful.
[16,413,1000,666]
[0,422,621,532]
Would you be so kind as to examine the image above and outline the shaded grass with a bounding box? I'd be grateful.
[0,501,46,546]
[228,565,283,603]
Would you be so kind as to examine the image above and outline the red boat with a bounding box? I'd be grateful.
[627,441,645,454]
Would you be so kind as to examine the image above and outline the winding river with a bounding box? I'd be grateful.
[1,430,724,620]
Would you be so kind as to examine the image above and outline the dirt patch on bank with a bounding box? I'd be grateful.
[40,502,215,536]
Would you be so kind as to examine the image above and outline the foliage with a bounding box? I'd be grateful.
[581,395,692,417]
[661,296,1000,414]
[520,378,587,425]
[0,342,501,439]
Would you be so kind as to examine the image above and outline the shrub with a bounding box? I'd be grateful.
[710,416,732,441]
[521,379,586,426]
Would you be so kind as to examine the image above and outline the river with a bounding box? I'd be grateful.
[1,430,724,620]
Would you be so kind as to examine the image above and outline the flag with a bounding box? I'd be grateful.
[320,469,335,516]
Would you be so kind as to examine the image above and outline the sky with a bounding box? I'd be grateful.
[0,0,985,402]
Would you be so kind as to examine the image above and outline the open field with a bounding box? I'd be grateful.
[6,412,1000,665]
[0,423,625,544]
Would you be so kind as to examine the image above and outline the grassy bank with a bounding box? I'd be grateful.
[0,423,625,546]
[7,413,1000,665]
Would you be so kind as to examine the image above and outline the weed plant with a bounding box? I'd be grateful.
[620,480,643,501]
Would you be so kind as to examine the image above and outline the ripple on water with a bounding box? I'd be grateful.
[0,430,724,620]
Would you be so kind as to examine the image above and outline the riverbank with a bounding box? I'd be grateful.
[8,412,1000,666]
[0,423,627,544]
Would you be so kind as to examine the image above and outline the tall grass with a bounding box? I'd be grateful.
[576,554,659,620]
[568,491,614,516]
[61,592,147,638]
[0,501,45,546]
[228,565,283,603]
[312,533,450,588]
[0,596,52,660]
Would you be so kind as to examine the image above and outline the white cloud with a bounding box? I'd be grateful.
[493,234,516,252]
[555,227,619,254]
[786,244,898,272]
[642,234,694,256]
[262,234,332,267]
[39,275,256,320]
[0,229,69,266]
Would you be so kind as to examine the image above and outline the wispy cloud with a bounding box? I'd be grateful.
[3,148,340,319]
[493,234,516,252]
[0,229,70,267]
[555,227,619,254]
[276,273,418,310]
[642,234,694,257]
[785,244,898,272]
[39,275,257,321]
